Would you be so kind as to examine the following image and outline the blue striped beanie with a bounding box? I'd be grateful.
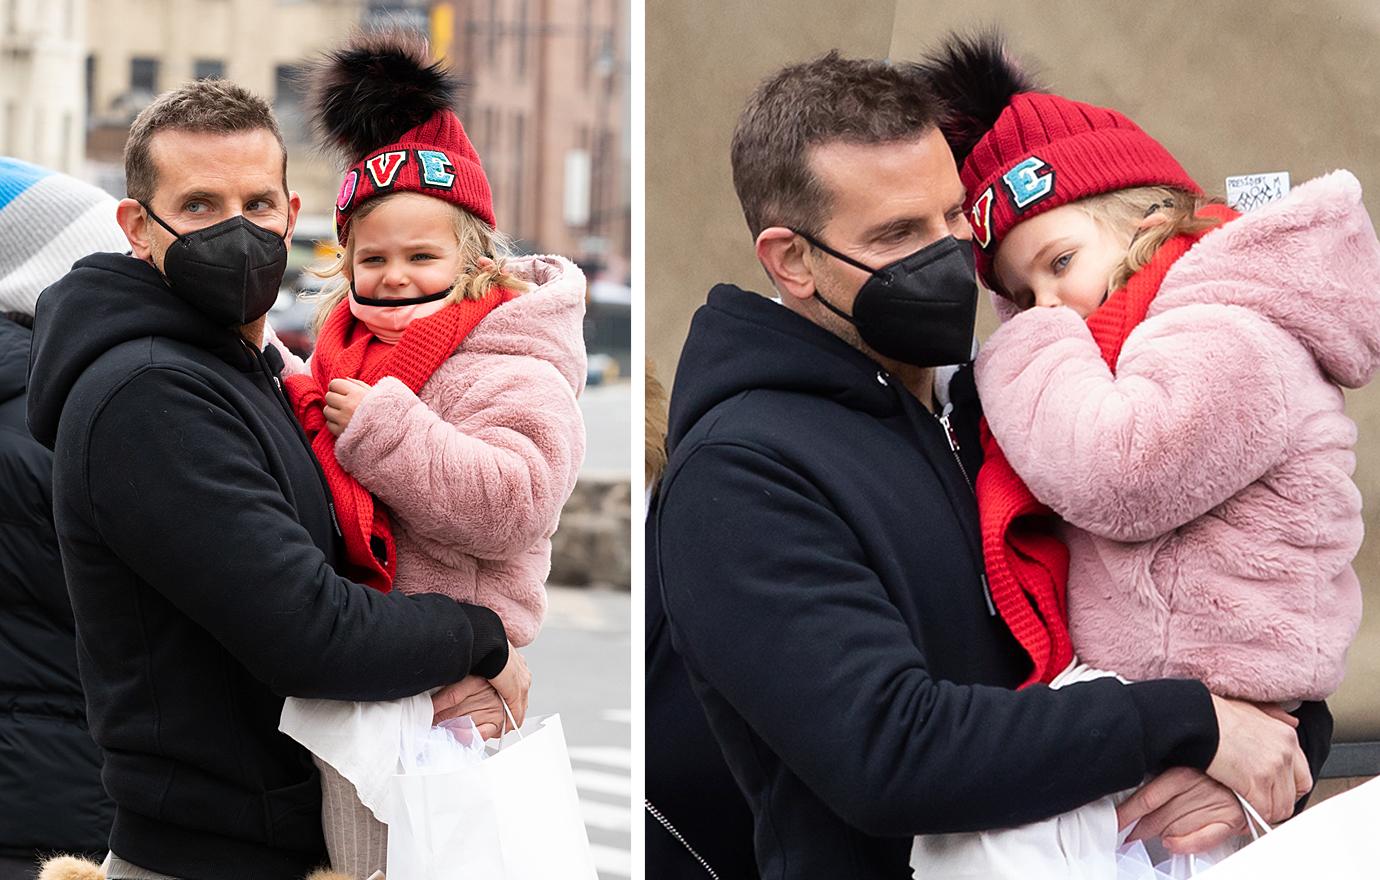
[0,157,130,316]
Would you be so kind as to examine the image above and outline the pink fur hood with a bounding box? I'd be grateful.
[273,254,587,646]
[974,171,1380,700]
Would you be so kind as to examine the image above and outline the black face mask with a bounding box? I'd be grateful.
[144,205,288,327]
[799,232,978,367]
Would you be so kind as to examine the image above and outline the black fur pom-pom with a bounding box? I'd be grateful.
[914,30,1040,167]
[308,28,460,164]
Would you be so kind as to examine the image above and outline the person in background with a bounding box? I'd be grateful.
[645,355,758,879]
[0,157,128,880]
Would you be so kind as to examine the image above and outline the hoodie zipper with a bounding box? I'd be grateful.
[880,369,996,617]
[936,402,995,616]
[240,337,344,540]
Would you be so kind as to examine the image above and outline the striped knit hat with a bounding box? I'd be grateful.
[0,157,129,316]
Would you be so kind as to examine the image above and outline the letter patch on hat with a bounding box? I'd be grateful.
[365,150,408,189]
[336,169,359,211]
[1002,156,1055,213]
[970,186,995,249]
[418,150,456,189]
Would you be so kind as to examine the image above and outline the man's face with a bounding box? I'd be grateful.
[804,128,971,341]
[138,127,298,273]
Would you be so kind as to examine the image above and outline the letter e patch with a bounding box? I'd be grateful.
[418,150,457,189]
[1001,156,1055,213]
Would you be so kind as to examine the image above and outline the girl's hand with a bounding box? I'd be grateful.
[323,378,372,437]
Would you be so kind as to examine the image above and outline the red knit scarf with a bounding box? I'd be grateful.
[977,204,1238,687]
[285,287,511,592]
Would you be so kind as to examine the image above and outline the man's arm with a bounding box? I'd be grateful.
[657,441,1302,836]
[83,366,509,700]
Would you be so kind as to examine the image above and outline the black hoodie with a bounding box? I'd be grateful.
[651,285,1221,879]
[26,253,509,879]
[1,315,113,860]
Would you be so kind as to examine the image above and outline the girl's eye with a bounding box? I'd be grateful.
[1052,252,1073,273]
[410,253,436,261]
[360,256,384,264]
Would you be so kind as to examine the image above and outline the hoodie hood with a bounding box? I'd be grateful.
[1151,170,1380,388]
[463,254,588,397]
[666,284,898,452]
[27,252,254,448]
[0,316,29,406]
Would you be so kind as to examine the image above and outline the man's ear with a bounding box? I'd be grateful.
[756,227,817,303]
[115,198,153,260]
[283,190,303,247]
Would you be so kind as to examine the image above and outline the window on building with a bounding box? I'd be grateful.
[194,59,225,80]
[274,64,307,142]
[85,54,97,120]
[516,0,528,79]
[512,112,525,239]
[581,0,593,89]
[130,58,159,96]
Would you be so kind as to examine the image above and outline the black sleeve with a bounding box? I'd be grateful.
[1291,699,1333,812]
[84,367,508,700]
[657,441,1219,837]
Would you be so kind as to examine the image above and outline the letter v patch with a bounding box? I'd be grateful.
[365,150,408,189]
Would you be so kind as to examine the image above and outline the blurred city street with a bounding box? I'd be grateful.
[526,586,632,879]
[580,379,632,476]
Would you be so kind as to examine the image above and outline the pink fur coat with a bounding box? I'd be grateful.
[274,254,587,647]
[975,171,1380,701]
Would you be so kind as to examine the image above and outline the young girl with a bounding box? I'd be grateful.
[273,31,587,878]
[910,34,1380,877]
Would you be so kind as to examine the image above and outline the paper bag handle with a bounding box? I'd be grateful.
[494,695,524,750]
[1234,791,1273,841]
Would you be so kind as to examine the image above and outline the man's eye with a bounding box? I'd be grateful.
[184,202,206,213]
[247,199,272,212]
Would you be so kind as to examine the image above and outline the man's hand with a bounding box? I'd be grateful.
[431,675,506,739]
[323,377,371,437]
[1118,767,1247,853]
[1206,695,1311,824]
[489,642,531,729]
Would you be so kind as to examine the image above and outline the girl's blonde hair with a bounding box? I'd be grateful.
[645,357,669,489]
[1072,185,1224,292]
[308,192,524,335]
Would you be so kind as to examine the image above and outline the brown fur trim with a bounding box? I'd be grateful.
[37,855,105,880]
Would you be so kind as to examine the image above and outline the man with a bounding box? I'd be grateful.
[651,53,1323,878]
[0,157,127,878]
[25,80,526,879]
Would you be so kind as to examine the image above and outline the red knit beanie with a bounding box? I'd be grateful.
[962,92,1199,290]
[309,30,495,246]
[918,33,1200,290]
[333,108,494,246]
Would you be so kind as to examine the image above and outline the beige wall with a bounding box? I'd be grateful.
[645,0,898,383]
[647,0,1380,739]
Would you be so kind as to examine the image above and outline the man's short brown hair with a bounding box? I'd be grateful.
[730,52,943,238]
[124,78,287,203]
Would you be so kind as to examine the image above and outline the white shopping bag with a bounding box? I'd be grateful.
[1195,775,1380,878]
[381,713,599,880]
